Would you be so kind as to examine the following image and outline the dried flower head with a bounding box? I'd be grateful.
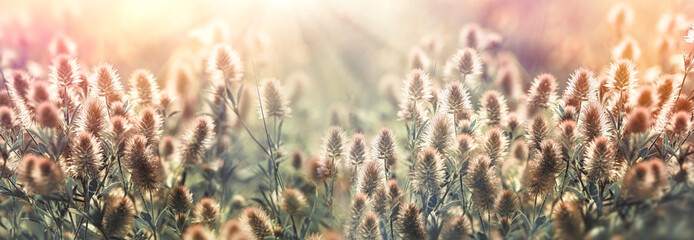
[359,212,380,240]
[440,216,471,240]
[467,155,498,213]
[527,73,558,117]
[578,102,611,144]
[413,148,445,196]
[607,3,633,29]
[606,59,638,94]
[349,133,368,166]
[552,201,584,240]
[496,65,522,100]
[480,90,508,127]
[613,37,641,62]
[280,188,307,215]
[182,225,214,240]
[346,193,368,239]
[66,132,103,179]
[18,154,64,195]
[179,116,216,165]
[49,55,81,87]
[135,107,163,150]
[48,34,77,57]
[36,101,62,129]
[102,197,135,238]
[76,97,110,139]
[219,220,242,240]
[668,111,691,137]
[442,81,474,121]
[481,128,508,166]
[195,198,220,228]
[513,140,529,161]
[403,69,432,101]
[0,106,17,133]
[167,186,194,213]
[526,140,562,196]
[526,115,550,152]
[129,69,160,107]
[409,47,430,70]
[89,63,124,104]
[359,160,385,197]
[622,159,669,201]
[397,100,427,128]
[373,128,398,167]
[207,44,244,84]
[445,48,483,81]
[625,107,652,135]
[426,114,455,155]
[584,137,623,184]
[564,69,598,109]
[460,23,482,49]
[260,78,292,118]
[496,190,520,217]
[397,203,427,240]
[126,135,161,192]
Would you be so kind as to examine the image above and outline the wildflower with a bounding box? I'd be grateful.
[36,102,62,129]
[75,97,110,139]
[346,193,368,239]
[49,55,81,87]
[622,159,669,200]
[182,225,214,240]
[442,81,474,121]
[349,133,368,166]
[129,69,160,107]
[48,34,76,57]
[403,69,432,101]
[359,212,380,240]
[584,137,623,184]
[18,154,65,195]
[397,100,427,128]
[439,216,471,240]
[260,78,291,118]
[606,59,638,95]
[179,116,216,165]
[219,220,242,240]
[102,197,135,238]
[467,155,498,213]
[612,37,641,61]
[563,68,598,109]
[409,47,430,70]
[89,63,124,104]
[459,23,482,49]
[481,128,508,166]
[624,107,652,135]
[496,190,519,217]
[280,188,307,215]
[359,160,384,197]
[66,132,103,179]
[135,107,163,150]
[479,90,508,127]
[373,128,397,168]
[527,73,558,117]
[396,203,427,240]
[552,201,584,240]
[445,48,483,82]
[426,114,455,155]
[578,102,611,143]
[322,126,347,162]
[207,44,244,84]
[413,148,445,196]
[195,198,220,228]
[607,3,633,29]
[526,140,562,196]
[167,186,194,213]
[526,115,550,152]
[126,135,161,192]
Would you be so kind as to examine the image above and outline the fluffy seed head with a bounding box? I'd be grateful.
[126,135,161,192]
[349,133,368,166]
[397,100,426,128]
[49,55,81,87]
[426,114,455,155]
[440,216,471,240]
[49,34,76,57]
[445,48,483,81]
[481,128,508,166]
[578,102,611,143]
[179,116,216,165]
[373,128,398,167]
[280,188,307,215]
[613,37,641,61]
[102,197,135,238]
[460,23,482,49]
[76,97,110,139]
[135,107,163,150]
[195,198,220,228]
[467,155,498,213]
[66,132,103,179]
[347,193,368,239]
[625,107,652,135]
[260,78,291,118]
[359,160,385,197]
[397,203,427,240]
[18,154,65,195]
[606,59,638,94]
[668,111,691,136]
[563,68,598,109]
[480,90,508,127]
[584,137,623,184]
[552,201,584,240]
[403,69,432,101]
[89,63,124,104]
[442,81,474,121]
[409,47,430,70]
[526,140,562,196]
[496,190,520,217]
[526,115,550,152]
[607,3,633,28]
[182,225,214,240]
[623,159,670,200]
[129,69,160,107]
[207,44,244,84]
[36,102,62,129]
[527,74,558,117]
[513,140,529,161]
[359,212,380,240]
[322,126,347,162]
[686,24,694,43]
[413,148,445,196]
[0,106,17,133]
[167,186,193,213]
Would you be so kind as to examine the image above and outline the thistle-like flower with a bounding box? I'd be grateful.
[624,107,652,135]
[349,133,368,166]
[346,193,368,240]
[75,97,110,139]
[439,216,471,240]
[135,107,163,150]
[584,137,623,184]
[409,47,430,70]
[49,55,81,87]
[89,63,124,104]
[552,201,584,240]
[102,197,135,238]
[442,81,474,121]
[622,159,670,200]
[66,132,103,179]
[207,44,244,84]
[668,111,691,137]
[481,128,508,166]
[563,68,598,109]
[359,212,380,240]
[397,100,427,129]
[18,154,65,195]
[48,34,77,57]
[373,128,398,168]
[129,69,160,107]
[167,186,194,213]
[426,114,455,155]
[219,220,242,240]
[467,155,498,213]
[578,102,611,144]
[526,140,562,196]
[35,102,62,129]
[194,198,220,228]
[322,126,347,163]
[359,160,385,197]
[403,69,432,102]
[413,148,445,196]
[496,65,522,100]
[612,37,641,62]
[260,78,291,118]
[126,135,161,192]
[280,188,307,215]
[479,90,508,127]
[526,115,550,152]
[526,73,558,117]
[179,116,216,165]
[397,203,427,240]
[606,59,638,95]
[459,23,482,49]
[0,106,17,134]
[496,190,519,218]
[445,48,483,82]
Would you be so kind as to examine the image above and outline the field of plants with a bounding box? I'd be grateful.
[0,0,693,239]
